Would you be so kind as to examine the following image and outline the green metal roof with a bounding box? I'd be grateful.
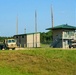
[46,24,76,30]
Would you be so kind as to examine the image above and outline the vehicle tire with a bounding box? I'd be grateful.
[12,48,15,50]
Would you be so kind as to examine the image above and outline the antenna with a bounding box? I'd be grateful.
[24,28,26,34]
[35,10,37,47]
[51,5,54,28]
[35,10,37,34]
[16,15,18,35]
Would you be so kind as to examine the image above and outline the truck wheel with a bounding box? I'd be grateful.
[69,45,71,48]
[12,48,15,50]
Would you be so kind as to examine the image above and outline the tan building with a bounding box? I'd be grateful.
[47,24,76,48]
[14,32,40,48]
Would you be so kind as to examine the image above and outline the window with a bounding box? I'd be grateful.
[64,32,67,37]
[22,35,24,38]
[75,34,76,38]
[12,40,16,43]
[7,39,16,43]
[8,40,11,43]
[68,31,74,38]
[64,31,74,38]
[16,36,18,38]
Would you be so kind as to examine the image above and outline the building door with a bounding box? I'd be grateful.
[63,40,68,48]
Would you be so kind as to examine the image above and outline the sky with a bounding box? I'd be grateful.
[0,0,76,36]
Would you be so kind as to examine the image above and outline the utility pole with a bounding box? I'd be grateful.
[24,28,26,34]
[35,10,37,48]
[51,5,54,42]
[51,5,54,28]
[16,15,18,35]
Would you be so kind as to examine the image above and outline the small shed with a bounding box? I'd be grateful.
[14,32,40,48]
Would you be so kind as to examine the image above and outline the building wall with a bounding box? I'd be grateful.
[27,33,40,47]
[14,33,40,48]
[21,35,27,47]
[62,30,75,48]
[27,34,34,47]
[52,29,63,48]
[52,29,76,48]
[62,30,75,39]
[53,29,62,40]
[62,39,69,49]
[56,40,62,48]
[14,35,27,47]
[34,33,40,47]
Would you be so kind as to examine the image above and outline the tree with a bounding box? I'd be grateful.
[40,30,52,44]
[0,37,12,42]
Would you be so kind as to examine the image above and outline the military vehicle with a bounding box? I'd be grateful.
[3,39,17,50]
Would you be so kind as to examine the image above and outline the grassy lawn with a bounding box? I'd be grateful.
[0,48,76,75]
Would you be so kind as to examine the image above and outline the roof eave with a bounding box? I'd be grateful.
[46,28,76,30]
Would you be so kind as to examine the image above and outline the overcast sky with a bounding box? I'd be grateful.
[0,0,76,36]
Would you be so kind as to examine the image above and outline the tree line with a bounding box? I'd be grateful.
[40,30,52,44]
[0,31,52,44]
[0,37,12,42]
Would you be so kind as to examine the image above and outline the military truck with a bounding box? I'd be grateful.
[3,39,17,50]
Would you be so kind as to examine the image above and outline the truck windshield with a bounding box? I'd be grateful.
[8,40,11,43]
[8,39,16,43]
[12,40,16,43]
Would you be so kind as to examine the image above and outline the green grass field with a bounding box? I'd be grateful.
[0,48,76,75]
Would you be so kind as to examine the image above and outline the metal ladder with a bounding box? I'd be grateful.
[51,36,60,47]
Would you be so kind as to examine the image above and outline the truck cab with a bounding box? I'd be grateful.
[4,39,17,50]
